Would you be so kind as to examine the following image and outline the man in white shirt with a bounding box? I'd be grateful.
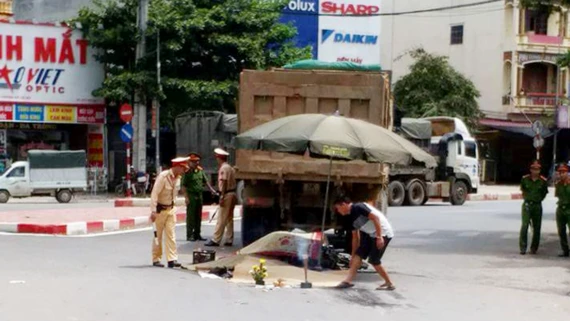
[334,196,395,290]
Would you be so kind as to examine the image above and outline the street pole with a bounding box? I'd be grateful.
[133,0,148,173]
[553,41,561,175]
[155,30,161,174]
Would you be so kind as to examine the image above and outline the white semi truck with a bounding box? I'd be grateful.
[388,117,479,206]
[0,150,88,203]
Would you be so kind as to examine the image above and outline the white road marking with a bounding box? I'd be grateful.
[501,234,517,239]
[411,230,437,236]
[457,232,480,237]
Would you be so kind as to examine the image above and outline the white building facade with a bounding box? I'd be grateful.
[381,0,570,182]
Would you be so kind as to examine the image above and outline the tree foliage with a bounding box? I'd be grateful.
[72,0,312,126]
[393,48,482,129]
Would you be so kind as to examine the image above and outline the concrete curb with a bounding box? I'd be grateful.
[0,207,242,236]
[466,192,523,202]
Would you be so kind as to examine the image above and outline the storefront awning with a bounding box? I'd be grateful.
[479,119,553,138]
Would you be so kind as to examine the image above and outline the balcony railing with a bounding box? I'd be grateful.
[518,32,564,46]
[514,93,562,109]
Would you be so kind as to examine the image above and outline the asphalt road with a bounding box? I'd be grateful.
[1,199,569,321]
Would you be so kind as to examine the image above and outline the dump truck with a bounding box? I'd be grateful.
[236,67,393,246]
[388,117,479,206]
[0,150,88,203]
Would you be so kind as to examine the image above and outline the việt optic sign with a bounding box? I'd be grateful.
[0,22,104,106]
[278,0,381,65]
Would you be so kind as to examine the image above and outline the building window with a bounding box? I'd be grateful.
[525,10,548,35]
[465,141,477,158]
[450,25,464,45]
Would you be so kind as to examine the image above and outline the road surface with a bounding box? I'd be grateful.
[1,199,569,321]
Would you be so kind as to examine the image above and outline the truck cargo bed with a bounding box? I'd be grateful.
[237,69,392,181]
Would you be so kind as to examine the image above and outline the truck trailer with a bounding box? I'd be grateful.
[235,68,394,246]
[388,117,479,206]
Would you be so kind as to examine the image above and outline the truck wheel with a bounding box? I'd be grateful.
[241,206,279,247]
[0,190,9,203]
[421,194,429,205]
[450,181,468,206]
[56,189,73,203]
[388,181,405,207]
[406,180,426,206]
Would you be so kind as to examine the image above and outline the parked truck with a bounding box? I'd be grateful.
[388,116,479,206]
[175,110,238,204]
[235,68,394,246]
[0,150,88,203]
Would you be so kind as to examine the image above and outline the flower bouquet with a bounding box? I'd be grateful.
[249,258,268,285]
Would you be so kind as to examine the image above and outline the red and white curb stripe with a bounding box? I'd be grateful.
[0,207,242,236]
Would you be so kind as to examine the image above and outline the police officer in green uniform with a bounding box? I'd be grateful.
[555,163,570,257]
[181,153,217,242]
[519,160,548,255]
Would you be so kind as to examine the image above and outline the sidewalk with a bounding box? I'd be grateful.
[0,205,242,236]
[468,185,555,201]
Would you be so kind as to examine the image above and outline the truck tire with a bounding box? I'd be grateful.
[0,190,9,203]
[406,180,426,206]
[241,206,279,247]
[388,181,405,207]
[422,194,429,205]
[56,189,73,203]
[450,181,468,206]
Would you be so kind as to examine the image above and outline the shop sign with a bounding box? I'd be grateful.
[518,52,560,64]
[0,22,104,106]
[317,0,381,65]
[46,106,76,123]
[88,133,104,166]
[0,122,58,130]
[320,1,380,15]
[321,29,378,44]
[14,105,44,122]
[0,104,12,120]
[88,124,104,167]
[77,106,105,124]
[1,103,104,124]
[284,0,316,12]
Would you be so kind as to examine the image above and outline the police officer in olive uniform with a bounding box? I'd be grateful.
[519,160,548,255]
[181,153,217,242]
[555,164,570,257]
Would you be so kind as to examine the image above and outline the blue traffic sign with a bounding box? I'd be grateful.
[120,123,134,143]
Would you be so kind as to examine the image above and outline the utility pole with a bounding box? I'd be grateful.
[133,0,149,172]
[155,30,161,173]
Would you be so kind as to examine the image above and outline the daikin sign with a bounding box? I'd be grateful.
[277,0,381,64]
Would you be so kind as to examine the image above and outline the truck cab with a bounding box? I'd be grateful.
[0,161,32,199]
[426,117,479,195]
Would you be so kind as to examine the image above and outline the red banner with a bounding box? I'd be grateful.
[0,104,14,121]
[77,106,105,124]
[88,133,104,166]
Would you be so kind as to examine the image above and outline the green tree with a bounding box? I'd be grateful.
[393,48,482,129]
[73,0,312,126]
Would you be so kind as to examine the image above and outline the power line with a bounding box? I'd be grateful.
[279,0,503,17]
[403,6,505,18]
